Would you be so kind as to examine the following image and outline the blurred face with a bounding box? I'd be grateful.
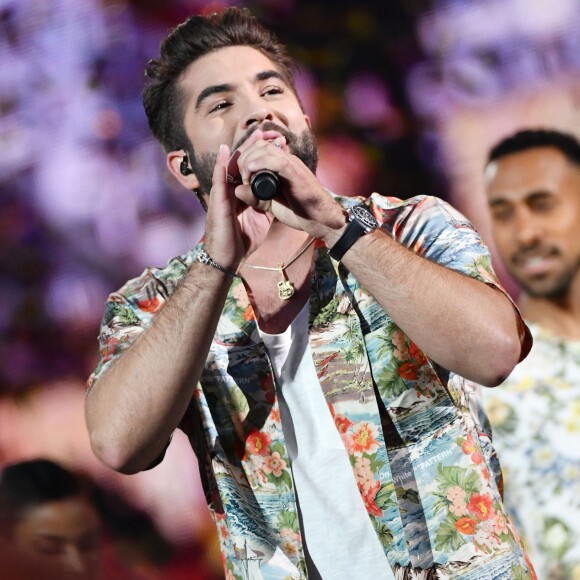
[177,45,317,194]
[485,146,580,298]
[8,497,103,579]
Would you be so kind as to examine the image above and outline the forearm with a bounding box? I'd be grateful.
[86,263,232,474]
[340,229,522,386]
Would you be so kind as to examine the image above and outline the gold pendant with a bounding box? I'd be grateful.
[277,264,295,300]
[278,279,295,300]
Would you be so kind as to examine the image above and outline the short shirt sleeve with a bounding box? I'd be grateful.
[86,254,194,394]
[366,193,531,359]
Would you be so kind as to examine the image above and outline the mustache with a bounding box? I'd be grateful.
[232,121,296,152]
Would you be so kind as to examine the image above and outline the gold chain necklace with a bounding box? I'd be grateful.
[242,237,315,300]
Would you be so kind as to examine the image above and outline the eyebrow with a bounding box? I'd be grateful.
[489,190,553,206]
[33,532,63,540]
[195,70,286,110]
[195,83,232,110]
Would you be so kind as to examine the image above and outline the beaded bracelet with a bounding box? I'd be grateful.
[196,249,241,279]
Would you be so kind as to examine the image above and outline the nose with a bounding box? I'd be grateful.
[514,208,541,249]
[61,545,87,577]
[242,97,274,130]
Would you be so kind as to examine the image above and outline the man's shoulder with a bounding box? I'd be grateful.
[112,248,200,303]
[333,192,469,227]
[332,192,436,211]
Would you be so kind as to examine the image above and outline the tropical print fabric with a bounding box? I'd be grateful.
[88,194,535,579]
[482,324,580,579]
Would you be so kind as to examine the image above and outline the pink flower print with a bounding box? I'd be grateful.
[474,520,501,552]
[263,451,287,478]
[360,479,383,517]
[354,456,375,489]
[450,501,469,517]
[392,329,409,360]
[493,512,509,536]
[446,486,466,502]
[281,537,300,558]
[280,528,301,543]
[350,422,380,456]
[247,455,267,487]
[447,486,469,516]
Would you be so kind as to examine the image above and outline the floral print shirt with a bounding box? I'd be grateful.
[88,194,535,580]
[482,324,580,580]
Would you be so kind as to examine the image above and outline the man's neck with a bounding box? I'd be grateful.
[519,285,580,340]
[244,220,312,266]
[240,221,315,334]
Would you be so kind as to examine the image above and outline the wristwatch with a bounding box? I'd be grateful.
[329,203,379,261]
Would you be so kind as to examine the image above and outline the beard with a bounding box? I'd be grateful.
[510,252,580,300]
[190,123,318,196]
[516,266,577,300]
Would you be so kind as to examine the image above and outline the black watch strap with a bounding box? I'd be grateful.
[329,221,366,261]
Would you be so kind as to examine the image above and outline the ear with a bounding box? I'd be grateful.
[304,114,312,128]
[167,150,201,191]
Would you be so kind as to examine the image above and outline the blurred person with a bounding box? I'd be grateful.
[0,458,103,580]
[86,8,535,579]
[483,129,580,579]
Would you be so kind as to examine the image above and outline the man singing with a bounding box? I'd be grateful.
[86,8,534,579]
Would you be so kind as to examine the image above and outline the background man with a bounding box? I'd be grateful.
[0,459,103,580]
[483,128,580,579]
[86,8,534,579]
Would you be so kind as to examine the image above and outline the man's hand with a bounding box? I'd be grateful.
[202,141,273,271]
[233,130,347,246]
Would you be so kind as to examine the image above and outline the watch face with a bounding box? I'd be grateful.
[351,204,378,232]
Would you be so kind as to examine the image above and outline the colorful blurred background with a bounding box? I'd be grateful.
[1,0,580,576]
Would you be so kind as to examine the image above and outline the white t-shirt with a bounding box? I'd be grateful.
[259,301,394,580]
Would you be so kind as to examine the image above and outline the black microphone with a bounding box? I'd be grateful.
[250,170,279,200]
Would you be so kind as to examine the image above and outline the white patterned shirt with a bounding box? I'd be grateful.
[482,323,580,579]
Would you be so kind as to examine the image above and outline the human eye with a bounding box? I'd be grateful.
[208,99,231,114]
[262,85,283,97]
[78,534,102,553]
[490,203,512,222]
[530,194,555,213]
[33,538,63,556]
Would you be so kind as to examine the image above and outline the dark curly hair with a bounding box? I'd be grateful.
[488,128,580,167]
[143,7,297,156]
